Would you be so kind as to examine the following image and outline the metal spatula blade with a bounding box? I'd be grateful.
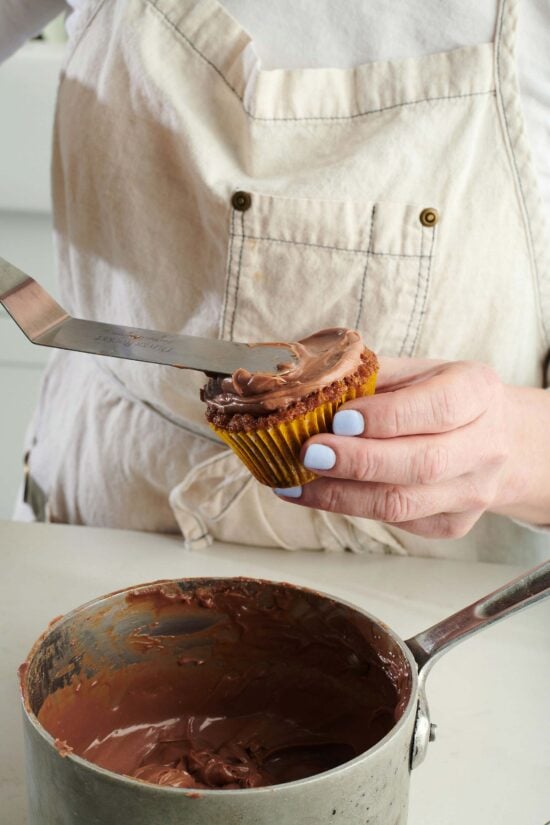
[0,256,295,376]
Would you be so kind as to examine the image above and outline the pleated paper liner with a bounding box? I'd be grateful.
[211,372,377,488]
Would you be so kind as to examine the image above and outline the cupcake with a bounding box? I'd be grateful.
[201,328,378,488]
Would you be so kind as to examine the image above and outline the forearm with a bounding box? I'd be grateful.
[0,0,66,63]
[493,386,550,525]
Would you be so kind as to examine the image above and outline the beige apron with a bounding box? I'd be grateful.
[22,0,550,563]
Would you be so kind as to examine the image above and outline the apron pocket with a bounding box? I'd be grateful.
[220,191,438,357]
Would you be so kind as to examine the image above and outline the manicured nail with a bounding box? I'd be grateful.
[332,409,365,436]
[303,444,336,471]
[274,485,303,498]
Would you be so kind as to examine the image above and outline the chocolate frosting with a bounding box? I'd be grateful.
[201,328,367,416]
[31,580,411,791]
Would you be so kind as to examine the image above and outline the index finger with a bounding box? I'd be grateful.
[334,359,500,438]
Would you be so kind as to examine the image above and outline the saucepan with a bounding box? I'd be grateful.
[20,565,549,825]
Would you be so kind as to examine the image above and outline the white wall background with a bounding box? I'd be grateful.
[0,42,64,518]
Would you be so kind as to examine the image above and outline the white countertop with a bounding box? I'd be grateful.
[1,520,549,824]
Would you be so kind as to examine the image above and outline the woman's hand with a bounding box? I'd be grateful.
[274,357,550,538]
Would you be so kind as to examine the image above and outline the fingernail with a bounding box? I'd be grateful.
[302,444,336,471]
[332,409,365,436]
[274,485,303,498]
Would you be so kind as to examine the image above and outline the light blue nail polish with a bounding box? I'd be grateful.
[303,444,336,471]
[332,409,365,436]
[274,485,303,498]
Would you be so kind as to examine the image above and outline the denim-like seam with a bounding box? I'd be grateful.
[220,208,236,339]
[355,205,376,329]
[247,90,496,124]
[399,228,426,357]
[409,226,437,356]
[229,211,246,341]
[232,232,429,258]
[147,0,243,101]
[64,0,109,72]
[145,2,495,124]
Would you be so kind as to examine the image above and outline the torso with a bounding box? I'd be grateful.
[23,0,550,564]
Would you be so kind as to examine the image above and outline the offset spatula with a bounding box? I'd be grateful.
[0,256,295,376]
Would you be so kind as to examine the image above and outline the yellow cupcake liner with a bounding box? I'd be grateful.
[210,372,377,488]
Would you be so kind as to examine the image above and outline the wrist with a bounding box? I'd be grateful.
[491,386,550,525]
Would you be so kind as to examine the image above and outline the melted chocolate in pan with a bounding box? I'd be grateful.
[31,580,412,790]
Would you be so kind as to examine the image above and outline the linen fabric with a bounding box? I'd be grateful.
[10,0,550,563]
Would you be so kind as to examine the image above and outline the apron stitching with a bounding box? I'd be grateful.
[228,211,246,341]
[208,476,254,522]
[94,362,221,444]
[495,4,537,288]
[233,233,428,258]
[147,0,244,102]
[409,226,437,356]
[399,227,425,356]
[247,90,497,124]
[144,1,496,122]
[355,205,376,328]
[139,398,220,443]
[220,207,237,339]
[63,0,109,73]
[495,0,548,348]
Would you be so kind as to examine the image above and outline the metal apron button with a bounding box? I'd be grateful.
[419,207,439,227]
[231,191,252,211]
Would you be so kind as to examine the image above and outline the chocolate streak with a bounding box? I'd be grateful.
[201,328,371,416]
[33,580,411,791]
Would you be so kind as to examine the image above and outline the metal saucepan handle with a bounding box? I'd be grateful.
[405,559,550,768]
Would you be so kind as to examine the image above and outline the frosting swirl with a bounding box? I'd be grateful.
[202,328,367,416]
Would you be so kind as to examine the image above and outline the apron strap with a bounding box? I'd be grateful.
[495,0,520,56]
